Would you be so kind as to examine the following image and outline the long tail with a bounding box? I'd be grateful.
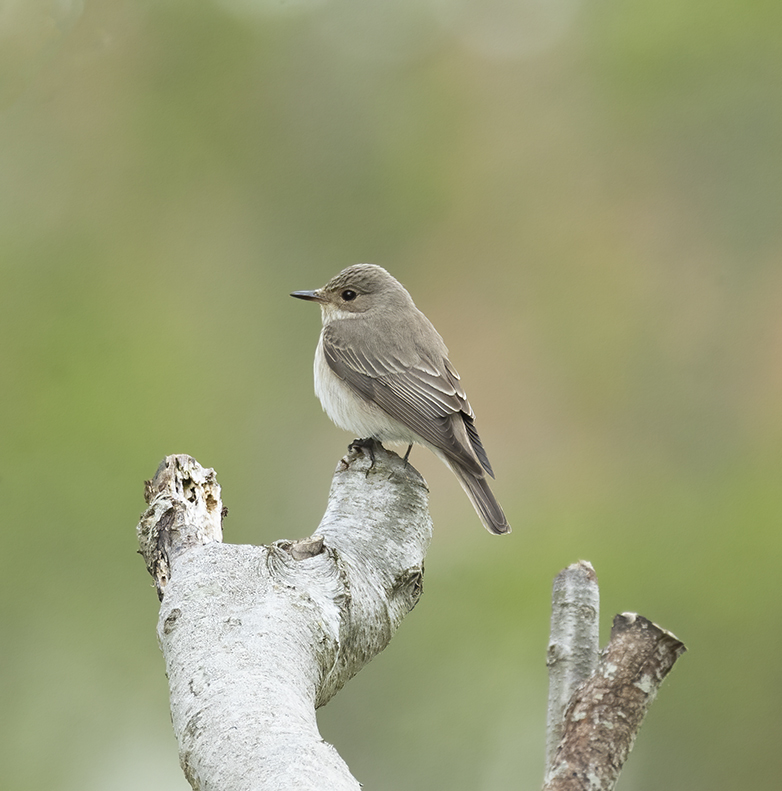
[446,459,511,535]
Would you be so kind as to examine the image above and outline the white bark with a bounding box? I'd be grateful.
[136,443,432,791]
[544,560,600,773]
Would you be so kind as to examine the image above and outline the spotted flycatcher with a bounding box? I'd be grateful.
[291,264,510,534]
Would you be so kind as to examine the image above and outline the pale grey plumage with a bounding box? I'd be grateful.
[291,264,510,535]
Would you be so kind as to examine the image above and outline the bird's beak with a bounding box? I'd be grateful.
[290,289,325,303]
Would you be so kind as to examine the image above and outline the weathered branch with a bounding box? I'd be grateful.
[136,443,432,791]
[543,601,686,791]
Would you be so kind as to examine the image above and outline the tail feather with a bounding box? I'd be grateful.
[462,414,495,478]
[446,460,511,535]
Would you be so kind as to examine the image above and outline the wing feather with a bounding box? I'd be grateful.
[322,322,493,477]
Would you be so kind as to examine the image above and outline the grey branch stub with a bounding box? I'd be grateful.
[543,563,687,791]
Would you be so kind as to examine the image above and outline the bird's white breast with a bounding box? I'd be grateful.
[313,333,420,445]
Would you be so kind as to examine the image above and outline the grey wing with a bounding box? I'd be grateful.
[322,324,494,478]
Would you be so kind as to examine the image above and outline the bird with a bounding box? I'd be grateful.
[291,264,510,535]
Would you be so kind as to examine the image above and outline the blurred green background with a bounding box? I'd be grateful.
[2,1,780,789]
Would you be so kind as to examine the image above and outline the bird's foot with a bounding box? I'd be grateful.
[348,437,377,475]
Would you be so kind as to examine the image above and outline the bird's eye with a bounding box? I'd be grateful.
[341,289,357,301]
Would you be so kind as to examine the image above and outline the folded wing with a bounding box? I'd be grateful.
[322,322,494,479]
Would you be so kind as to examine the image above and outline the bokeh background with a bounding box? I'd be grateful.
[2,1,781,789]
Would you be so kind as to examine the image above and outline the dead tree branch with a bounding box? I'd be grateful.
[136,443,432,791]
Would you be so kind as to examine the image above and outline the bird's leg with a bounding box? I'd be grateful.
[403,444,413,465]
[348,437,377,474]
